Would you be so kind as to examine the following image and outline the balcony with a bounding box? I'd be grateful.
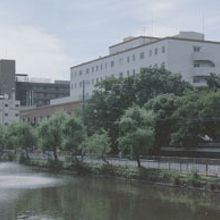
[191,52,215,68]
[192,67,216,77]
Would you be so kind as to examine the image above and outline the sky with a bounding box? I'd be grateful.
[0,0,220,80]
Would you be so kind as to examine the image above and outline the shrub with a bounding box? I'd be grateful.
[46,159,63,171]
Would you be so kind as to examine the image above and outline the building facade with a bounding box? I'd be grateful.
[16,74,70,107]
[0,59,16,98]
[0,94,20,125]
[70,31,220,101]
[20,100,81,125]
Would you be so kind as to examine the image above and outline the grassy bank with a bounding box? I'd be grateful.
[22,158,220,193]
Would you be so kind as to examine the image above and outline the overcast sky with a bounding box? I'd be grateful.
[0,0,220,80]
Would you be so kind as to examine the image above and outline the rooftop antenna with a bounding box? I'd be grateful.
[202,15,205,35]
[151,12,154,36]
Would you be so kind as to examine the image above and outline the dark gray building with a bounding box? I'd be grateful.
[0,59,16,98]
[15,74,70,107]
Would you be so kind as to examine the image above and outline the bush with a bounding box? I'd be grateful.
[68,160,91,175]
[189,170,202,187]
[0,153,15,162]
[19,153,30,165]
[46,160,63,171]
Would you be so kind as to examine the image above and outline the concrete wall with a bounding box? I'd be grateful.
[0,98,20,125]
[0,60,16,98]
[70,32,220,101]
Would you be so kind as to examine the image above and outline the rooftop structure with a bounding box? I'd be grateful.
[15,74,70,107]
[70,31,220,101]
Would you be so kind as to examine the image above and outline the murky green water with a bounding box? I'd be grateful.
[0,162,220,220]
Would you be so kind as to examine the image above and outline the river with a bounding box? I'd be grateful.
[0,162,220,220]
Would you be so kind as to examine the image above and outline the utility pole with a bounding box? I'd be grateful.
[82,80,85,125]
[81,80,86,161]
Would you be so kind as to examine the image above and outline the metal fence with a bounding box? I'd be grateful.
[28,153,220,177]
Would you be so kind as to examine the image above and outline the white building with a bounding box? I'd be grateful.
[70,31,220,101]
[0,94,20,125]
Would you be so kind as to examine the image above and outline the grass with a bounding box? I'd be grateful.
[13,157,220,191]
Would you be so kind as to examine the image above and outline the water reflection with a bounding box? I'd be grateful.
[1,162,220,220]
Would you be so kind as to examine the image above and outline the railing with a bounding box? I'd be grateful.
[27,153,220,177]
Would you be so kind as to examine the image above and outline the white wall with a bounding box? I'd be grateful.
[70,35,220,101]
[0,99,20,125]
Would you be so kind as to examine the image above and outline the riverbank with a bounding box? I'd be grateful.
[22,158,220,193]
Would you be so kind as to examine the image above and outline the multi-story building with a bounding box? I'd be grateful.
[15,74,70,107]
[0,59,16,99]
[70,31,220,101]
[0,93,20,125]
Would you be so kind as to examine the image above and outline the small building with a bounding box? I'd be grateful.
[20,100,81,126]
[15,74,70,107]
[0,94,20,125]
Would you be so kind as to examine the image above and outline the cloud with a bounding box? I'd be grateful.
[0,23,71,80]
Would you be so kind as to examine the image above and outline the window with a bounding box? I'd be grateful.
[127,56,130,63]
[96,66,99,71]
[79,81,83,87]
[96,78,99,83]
[140,52,145,59]
[15,104,19,107]
[92,79,95,85]
[119,58,123,65]
[5,113,8,116]
[132,69,135,75]
[162,46,165,53]
[193,46,201,52]
[79,70,82,76]
[111,61,114,68]
[86,68,89,74]
[105,63,108,69]
[5,104,8,107]
[100,77,103,81]
[149,50,152,56]
[75,72,77,77]
[15,113,19,117]
[100,64,103,70]
[193,77,202,83]
[154,48,158,55]
[132,54,135,61]
[127,70,130,76]
[194,63,200,68]
[119,72,123,78]
[92,67,94,72]
[161,62,165,68]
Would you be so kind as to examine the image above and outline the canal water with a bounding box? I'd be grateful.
[0,162,220,220]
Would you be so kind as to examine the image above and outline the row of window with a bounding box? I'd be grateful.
[4,113,19,117]
[71,62,165,90]
[72,46,166,78]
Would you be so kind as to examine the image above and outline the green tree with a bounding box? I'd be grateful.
[85,129,111,163]
[118,106,155,167]
[86,68,191,152]
[62,114,86,160]
[38,112,67,161]
[0,125,6,158]
[144,93,178,151]
[170,89,220,147]
[15,122,37,159]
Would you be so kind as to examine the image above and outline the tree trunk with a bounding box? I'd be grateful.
[136,154,141,168]
[25,148,30,160]
[102,154,109,165]
[53,148,58,161]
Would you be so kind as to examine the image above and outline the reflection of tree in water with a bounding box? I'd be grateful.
[4,176,220,220]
